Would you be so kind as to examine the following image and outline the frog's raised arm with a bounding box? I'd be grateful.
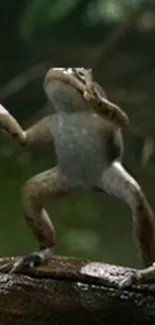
[0,104,52,144]
[82,69,129,128]
[0,104,26,143]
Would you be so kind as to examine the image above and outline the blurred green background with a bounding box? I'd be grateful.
[0,0,155,268]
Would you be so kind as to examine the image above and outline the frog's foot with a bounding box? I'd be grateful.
[10,248,53,273]
[119,270,142,289]
[119,263,155,288]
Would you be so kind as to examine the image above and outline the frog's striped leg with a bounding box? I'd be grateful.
[82,70,129,128]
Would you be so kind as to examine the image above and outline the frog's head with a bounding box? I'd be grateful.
[43,67,94,113]
[44,67,92,93]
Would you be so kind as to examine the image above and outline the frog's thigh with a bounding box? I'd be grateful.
[22,166,72,248]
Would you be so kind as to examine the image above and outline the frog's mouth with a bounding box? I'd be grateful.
[44,68,86,95]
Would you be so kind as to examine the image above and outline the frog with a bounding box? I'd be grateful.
[0,67,154,286]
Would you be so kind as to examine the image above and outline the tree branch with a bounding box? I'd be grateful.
[0,255,154,325]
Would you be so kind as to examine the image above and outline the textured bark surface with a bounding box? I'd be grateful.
[0,255,155,325]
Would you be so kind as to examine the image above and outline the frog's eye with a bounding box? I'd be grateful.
[77,69,84,77]
[76,69,86,81]
[79,68,93,82]
[72,68,82,75]
[70,68,84,82]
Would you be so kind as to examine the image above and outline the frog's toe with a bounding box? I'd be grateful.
[10,248,53,273]
[119,270,142,289]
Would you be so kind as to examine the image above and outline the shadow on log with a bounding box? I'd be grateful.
[0,255,154,325]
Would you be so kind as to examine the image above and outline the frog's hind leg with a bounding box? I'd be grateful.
[9,166,72,273]
[97,160,155,268]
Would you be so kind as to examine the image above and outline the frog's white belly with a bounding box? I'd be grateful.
[52,113,110,187]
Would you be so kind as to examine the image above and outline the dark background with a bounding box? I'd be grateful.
[0,0,155,268]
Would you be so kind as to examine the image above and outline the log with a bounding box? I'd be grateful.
[0,255,154,325]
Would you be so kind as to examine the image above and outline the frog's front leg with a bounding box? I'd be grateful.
[82,71,129,128]
[0,103,52,144]
[118,262,155,288]
[9,166,72,273]
[84,90,129,128]
[96,160,155,284]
